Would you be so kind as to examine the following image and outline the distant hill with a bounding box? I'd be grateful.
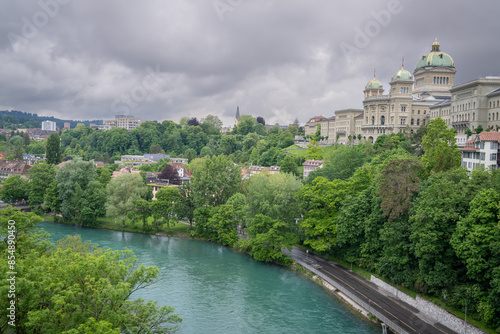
[0,110,103,129]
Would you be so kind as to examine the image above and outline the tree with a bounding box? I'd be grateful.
[152,187,181,231]
[0,175,29,204]
[305,132,323,160]
[176,183,196,228]
[409,168,469,293]
[46,132,62,165]
[238,117,256,135]
[42,180,61,215]
[465,128,473,138]
[187,117,200,127]
[150,144,164,154]
[131,199,153,229]
[244,214,296,265]
[421,118,460,174]
[256,116,265,125]
[279,154,299,175]
[184,148,197,162]
[0,213,182,334]
[96,166,112,186]
[201,114,223,130]
[190,155,241,207]
[307,146,365,182]
[28,163,56,210]
[475,124,484,134]
[299,177,349,252]
[378,158,422,222]
[200,146,213,157]
[208,204,238,246]
[106,173,150,226]
[159,165,181,185]
[56,160,104,225]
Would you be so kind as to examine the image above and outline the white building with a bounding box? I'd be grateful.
[461,132,500,172]
[41,120,57,131]
[102,115,144,131]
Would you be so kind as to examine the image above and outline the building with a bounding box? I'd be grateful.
[41,120,57,131]
[302,159,323,179]
[63,122,71,130]
[0,160,31,182]
[102,115,144,131]
[304,116,326,136]
[305,39,499,145]
[116,154,170,167]
[22,154,45,165]
[461,132,500,172]
[241,165,281,179]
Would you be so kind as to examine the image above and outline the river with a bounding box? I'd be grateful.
[40,222,380,334]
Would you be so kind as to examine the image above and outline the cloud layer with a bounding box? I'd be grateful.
[1,0,499,126]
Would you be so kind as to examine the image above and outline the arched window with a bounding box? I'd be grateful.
[446,77,449,84]
[417,119,420,126]
[372,116,375,125]
[381,116,385,125]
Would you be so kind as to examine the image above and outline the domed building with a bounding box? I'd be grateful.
[413,39,456,97]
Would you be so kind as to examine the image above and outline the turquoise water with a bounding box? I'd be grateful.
[40,222,380,334]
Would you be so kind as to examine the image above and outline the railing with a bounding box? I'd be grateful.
[297,260,410,334]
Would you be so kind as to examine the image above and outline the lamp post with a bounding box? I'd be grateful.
[454,293,467,334]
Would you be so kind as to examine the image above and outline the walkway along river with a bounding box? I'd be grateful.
[40,222,380,334]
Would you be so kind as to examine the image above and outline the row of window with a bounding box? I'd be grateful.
[454,102,475,112]
[400,87,409,94]
[490,100,500,108]
[488,112,500,121]
[433,76,449,85]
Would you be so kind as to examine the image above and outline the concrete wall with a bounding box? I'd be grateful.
[371,275,487,334]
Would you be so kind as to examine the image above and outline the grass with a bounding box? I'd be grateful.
[284,145,339,160]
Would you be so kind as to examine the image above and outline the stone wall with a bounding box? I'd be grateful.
[371,275,487,334]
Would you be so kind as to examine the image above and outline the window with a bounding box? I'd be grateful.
[481,153,485,161]
[401,106,406,112]
[381,116,385,125]
[490,153,497,161]
[491,142,498,150]
[372,116,375,125]
[418,110,420,114]
[400,119,406,125]
[411,118,414,125]
[480,142,485,149]
[417,119,420,126]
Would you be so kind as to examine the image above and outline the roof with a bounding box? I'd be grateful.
[0,160,31,174]
[307,116,327,123]
[303,159,323,167]
[365,77,383,89]
[462,132,500,151]
[416,39,455,69]
[392,67,412,81]
[487,87,500,97]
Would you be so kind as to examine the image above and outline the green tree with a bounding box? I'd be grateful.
[245,214,297,265]
[152,187,181,231]
[421,118,460,174]
[190,155,241,207]
[106,173,150,226]
[28,163,56,210]
[42,180,61,215]
[201,114,223,130]
[279,154,300,175]
[209,204,238,246]
[378,158,422,222]
[299,177,349,252]
[305,132,323,160]
[307,145,365,182]
[46,132,62,165]
[0,214,182,334]
[0,175,29,204]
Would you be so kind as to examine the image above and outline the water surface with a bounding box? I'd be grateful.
[40,222,379,334]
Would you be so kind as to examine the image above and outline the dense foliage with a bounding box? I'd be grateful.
[0,207,181,333]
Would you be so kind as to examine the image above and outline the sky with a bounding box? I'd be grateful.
[0,0,499,127]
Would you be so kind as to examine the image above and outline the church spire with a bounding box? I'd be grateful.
[235,106,240,120]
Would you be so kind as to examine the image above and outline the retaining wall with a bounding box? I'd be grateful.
[371,275,487,334]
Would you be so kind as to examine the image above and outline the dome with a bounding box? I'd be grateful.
[366,77,382,89]
[392,67,413,81]
[416,39,455,69]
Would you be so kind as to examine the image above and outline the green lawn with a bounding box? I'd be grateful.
[284,145,339,160]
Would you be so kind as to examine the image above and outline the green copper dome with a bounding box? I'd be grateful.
[392,67,412,81]
[416,39,455,69]
[366,77,382,89]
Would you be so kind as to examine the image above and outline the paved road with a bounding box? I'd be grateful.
[285,247,457,334]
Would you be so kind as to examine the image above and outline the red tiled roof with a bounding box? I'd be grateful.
[477,131,500,142]
[303,159,324,166]
[307,116,327,123]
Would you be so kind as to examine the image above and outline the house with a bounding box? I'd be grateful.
[241,165,281,179]
[23,153,46,165]
[0,160,31,182]
[111,166,141,178]
[461,132,500,172]
[302,159,323,179]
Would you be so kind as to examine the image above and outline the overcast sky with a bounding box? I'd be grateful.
[0,0,499,126]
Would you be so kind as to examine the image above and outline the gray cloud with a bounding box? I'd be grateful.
[0,0,499,126]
